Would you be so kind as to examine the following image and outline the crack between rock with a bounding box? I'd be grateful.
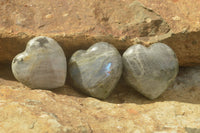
[29,120,37,129]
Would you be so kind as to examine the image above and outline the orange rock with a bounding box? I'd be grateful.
[127,109,139,115]
[0,64,200,132]
[0,0,200,66]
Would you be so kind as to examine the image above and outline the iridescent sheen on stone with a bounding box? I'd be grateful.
[122,43,179,99]
[12,36,67,89]
[69,42,122,99]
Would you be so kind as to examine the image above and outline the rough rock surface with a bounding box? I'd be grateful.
[0,64,200,132]
[0,0,200,132]
[0,0,200,66]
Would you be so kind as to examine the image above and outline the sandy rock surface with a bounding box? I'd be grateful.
[0,64,200,133]
[0,0,200,66]
[0,0,200,132]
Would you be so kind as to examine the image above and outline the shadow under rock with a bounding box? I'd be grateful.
[1,63,200,105]
[105,78,156,104]
[51,77,88,98]
[52,66,200,105]
[105,66,200,105]
[0,63,16,81]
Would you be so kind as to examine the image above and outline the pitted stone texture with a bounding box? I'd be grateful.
[1,0,200,66]
[69,42,122,99]
[0,64,200,132]
[123,43,179,99]
[12,36,66,89]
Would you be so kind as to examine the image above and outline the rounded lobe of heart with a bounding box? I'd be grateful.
[69,42,122,99]
[11,36,67,89]
[122,43,179,99]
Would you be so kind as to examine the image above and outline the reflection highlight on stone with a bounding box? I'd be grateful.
[69,42,122,99]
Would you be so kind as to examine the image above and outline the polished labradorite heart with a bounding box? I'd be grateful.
[12,36,67,89]
[69,42,122,99]
[123,43,179,99]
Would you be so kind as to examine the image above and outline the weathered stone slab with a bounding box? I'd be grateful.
[0,0,200,132]
[0,0,200,66]
[0,64,200,132]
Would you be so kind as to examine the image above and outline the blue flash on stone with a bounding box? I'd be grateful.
[68,42,123,99]
[105,63,112,76]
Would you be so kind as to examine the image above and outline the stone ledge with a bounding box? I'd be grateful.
[0,64,200,132]
[0,0,200,66]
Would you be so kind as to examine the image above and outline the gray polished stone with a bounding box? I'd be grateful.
[12,36,67,89]
[122,43,179,99]
[69,42,122,99]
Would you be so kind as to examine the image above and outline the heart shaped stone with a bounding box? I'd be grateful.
[12,36,67,89]
[122,43,179,99]
[69,42,122,99]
